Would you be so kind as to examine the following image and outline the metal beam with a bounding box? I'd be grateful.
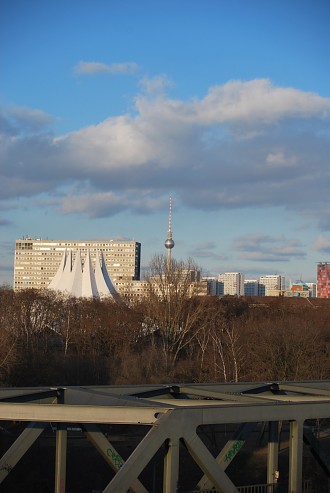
[267,421,280,485]
[303,425,330,475]
[183,429,239,493]
[0,388,61,403]
[0,421,46,483]
[279,383,330,397]
[179,385,266,403]
[102,412,174,493]
[289,420,303,493]
[0,402,168,424]
[82,423,149,493]
[198,422,256,490]
[163,437,180,493]
[1,399,330,426]
[0,383,329,492]
[55,425,67,493]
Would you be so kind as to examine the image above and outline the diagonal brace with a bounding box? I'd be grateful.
[82,423,149,493]
[184,429,239,493]
[0,421,46,483]
[198,422,256,490]
[102,412,174,493]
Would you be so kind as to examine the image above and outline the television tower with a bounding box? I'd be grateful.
[164,195,175,268]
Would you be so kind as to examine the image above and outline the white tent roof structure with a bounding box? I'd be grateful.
[48,250,119,301]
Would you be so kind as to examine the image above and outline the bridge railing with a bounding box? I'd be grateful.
[183,480,330,493]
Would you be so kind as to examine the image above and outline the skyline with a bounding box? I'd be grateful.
[1,0,330,285]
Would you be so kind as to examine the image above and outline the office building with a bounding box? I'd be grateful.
[14,237,141,293]
[258,275,285,296]
[244,280,259,296]
[218,272,245,296]
[201,277,224,296]
[317,262,330,298]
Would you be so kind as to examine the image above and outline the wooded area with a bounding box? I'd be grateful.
[1,277,329,387]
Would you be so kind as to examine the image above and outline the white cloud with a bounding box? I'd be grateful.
[234,234,306,262]
[311,235,330,253]
[139,75,174,94]
[0,105,54,134]
[194,79,330,125]
[60,190,165,217]
[73,61,139,75]
[266,151,297,168]
[134,79,330,129]
[1,79,330,229]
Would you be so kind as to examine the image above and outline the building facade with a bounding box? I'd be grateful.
[258,275,285,296]
[317,262,330,298]
[306,282,317,298]
[201,277,224,296]
[244,279,259,296]
[218,272,245,296]
[14,237,141,293]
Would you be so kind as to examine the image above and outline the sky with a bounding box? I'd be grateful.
[1,0,330,286]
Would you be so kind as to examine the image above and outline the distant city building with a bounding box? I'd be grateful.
[283,280,310,298]
[117,279,149,301]
[201,277,223,295]
[290,280,309,292]
[218,272,245,296]
[258,275,285,296]
[306,282,317,298]
[258,283,266,296]
[317,262,330,298]
[14,237,141,294]
[217,281,224,296]
[244,279,259,296]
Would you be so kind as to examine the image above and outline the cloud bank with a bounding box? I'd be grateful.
[233,234,306,262]
[1,78,330,235]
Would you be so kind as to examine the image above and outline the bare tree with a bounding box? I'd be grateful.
[195,297,247,382]
[139,254,206,373]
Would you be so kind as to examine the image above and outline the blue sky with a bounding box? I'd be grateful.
[1,0,330,285]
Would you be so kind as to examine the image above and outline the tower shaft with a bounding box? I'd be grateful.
[164,196,175,269]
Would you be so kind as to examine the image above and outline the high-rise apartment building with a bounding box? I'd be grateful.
[258,275,285,296]
[218,272,245,296]
[14,237,141,293]
[317,262,330,298]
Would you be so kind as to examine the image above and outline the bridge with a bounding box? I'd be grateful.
[0,381,329,492]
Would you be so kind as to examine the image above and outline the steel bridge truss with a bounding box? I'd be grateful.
[0,381,329,493]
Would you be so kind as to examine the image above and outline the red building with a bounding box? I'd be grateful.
[317,262,330,298]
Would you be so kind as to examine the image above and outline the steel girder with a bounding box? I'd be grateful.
[0,381,329,493]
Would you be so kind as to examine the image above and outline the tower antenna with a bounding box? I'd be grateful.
[164,195,175,269]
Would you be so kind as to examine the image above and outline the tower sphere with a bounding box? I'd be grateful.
[165,238,175,249]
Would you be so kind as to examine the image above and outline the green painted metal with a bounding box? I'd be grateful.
[198,422,256,491]
[82,423,149,493]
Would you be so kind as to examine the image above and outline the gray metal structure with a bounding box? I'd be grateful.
[0,381,329,493]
